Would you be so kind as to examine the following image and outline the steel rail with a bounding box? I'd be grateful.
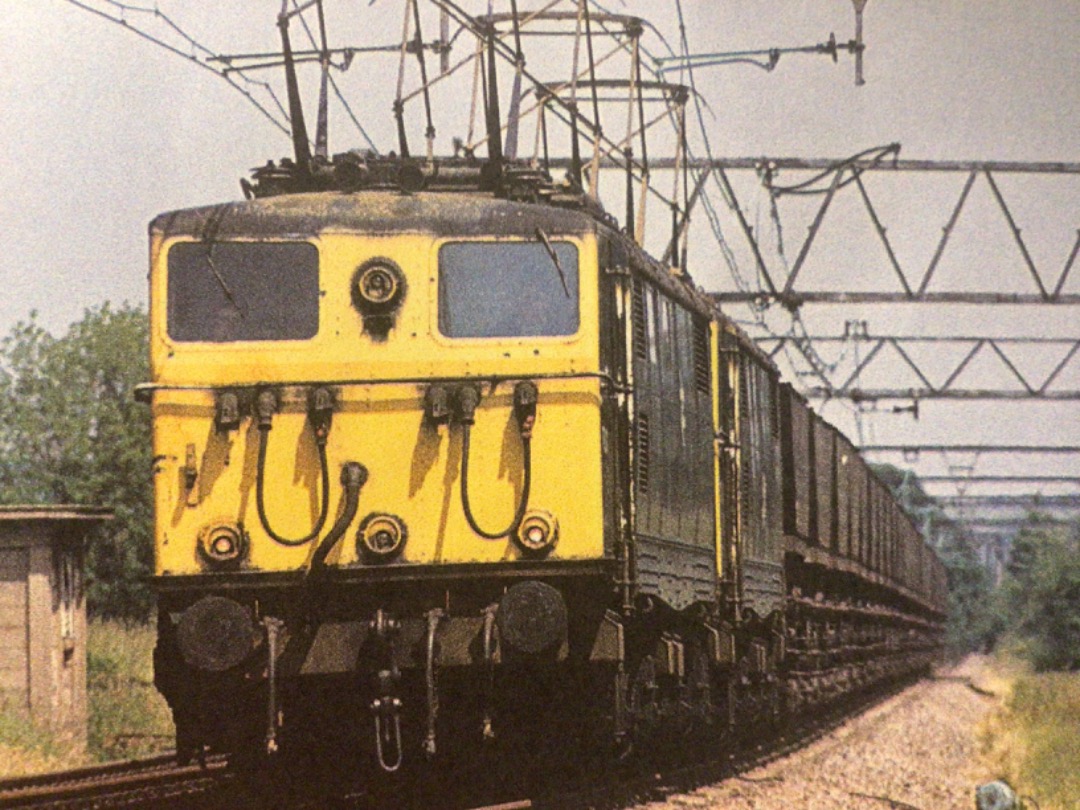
[0,755,178,795]
[0,754,230,809]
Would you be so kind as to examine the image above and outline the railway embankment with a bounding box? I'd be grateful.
[636,656,1012,810]
[977,654,1080,810]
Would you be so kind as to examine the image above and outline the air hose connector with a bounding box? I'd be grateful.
[341,460,369,491]
[308,386,335,445]
[214,391,242,433]
[255,389,278,430]
[424,384,451,426]
[453,384,481,426]
[254,386,333,547]
[513,381,538,439]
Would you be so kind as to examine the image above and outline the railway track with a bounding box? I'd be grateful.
[0,753,231,810]
[0,670,923,810]
[467,670,925,810]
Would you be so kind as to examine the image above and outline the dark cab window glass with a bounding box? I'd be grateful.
[167,242,318,342]
[438,241,579,338]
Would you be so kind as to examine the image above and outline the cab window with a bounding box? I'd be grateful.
[167,241,319,342]
[438,241,579,338]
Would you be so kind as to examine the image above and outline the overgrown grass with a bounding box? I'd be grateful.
[0,621,174,777]
[87,619,173,762]
[0,704,79,778]
[980,651,1080,810]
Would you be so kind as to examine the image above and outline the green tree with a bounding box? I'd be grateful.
[937,525,997,654]
[0,304,152,619]
[872,463,1080,668]
[999,519,1080,671]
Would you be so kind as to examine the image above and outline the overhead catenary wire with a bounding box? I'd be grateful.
[666,0,751,295]
[63,0,878,303]
[62,0,292,136]
[62,0,387,152]
[73,0,693,225]
[764,143,900,196]
[432,0,684,205]
[463,39,626,154]
[581,0,878,421]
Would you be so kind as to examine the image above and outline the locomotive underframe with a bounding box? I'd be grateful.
[153,549,940,772]
[154,563,625,765]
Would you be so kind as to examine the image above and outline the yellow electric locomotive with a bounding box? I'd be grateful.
[146,178,632,765]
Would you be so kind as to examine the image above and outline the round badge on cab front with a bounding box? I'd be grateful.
[351,258,407,339]
[352,259,406,314]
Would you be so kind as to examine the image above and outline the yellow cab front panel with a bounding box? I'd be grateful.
[148,191,604,578]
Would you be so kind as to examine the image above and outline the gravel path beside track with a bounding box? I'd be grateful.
[636,657,995,810]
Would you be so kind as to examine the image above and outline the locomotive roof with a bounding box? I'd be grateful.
[149,190,597,241]
[150,187,777,373]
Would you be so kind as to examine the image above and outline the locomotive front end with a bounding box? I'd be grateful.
[146,192,615,768]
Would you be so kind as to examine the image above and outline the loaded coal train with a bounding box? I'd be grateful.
[137,3,946,790]
[143,154,945,779]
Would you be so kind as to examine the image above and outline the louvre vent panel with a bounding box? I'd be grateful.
[632,279,647,360]
[693,320,710,395]
[636,412,650,493]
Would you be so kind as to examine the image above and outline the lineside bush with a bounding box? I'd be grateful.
[87,620,173,761]
[980,654,1080,810]
[0,706,78,778]
[994,520,1080,672]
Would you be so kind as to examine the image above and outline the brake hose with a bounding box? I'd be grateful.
[458,381,537,539]
[308,462,368,578]
[255,389,332,547]
[461,425,532,539]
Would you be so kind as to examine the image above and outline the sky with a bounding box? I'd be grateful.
[1,0,1078,499]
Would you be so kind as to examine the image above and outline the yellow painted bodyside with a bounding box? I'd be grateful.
[149,226,604,576]
[711,319,723,581]
[714,321,742,584]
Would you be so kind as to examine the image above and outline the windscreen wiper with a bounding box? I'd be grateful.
[534,228,571,298]
[205,244,246,318]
